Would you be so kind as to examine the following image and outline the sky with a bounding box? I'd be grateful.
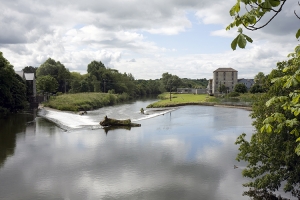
[0,0,299,80]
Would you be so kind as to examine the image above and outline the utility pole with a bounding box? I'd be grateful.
[168,79,173,101]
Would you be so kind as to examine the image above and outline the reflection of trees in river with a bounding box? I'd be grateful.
[0,113,34,167]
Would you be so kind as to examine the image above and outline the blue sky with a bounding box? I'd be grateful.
[0,0,298,80]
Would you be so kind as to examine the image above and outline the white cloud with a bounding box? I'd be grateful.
[0,0,298,79]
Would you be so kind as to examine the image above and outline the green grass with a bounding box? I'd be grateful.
[147,93,217,108]
[147,92,262,108]
[44,92,130,111]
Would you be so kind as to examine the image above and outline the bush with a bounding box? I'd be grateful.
[234,83,248,93]
[250,84,264,93]
[228,91,240,97]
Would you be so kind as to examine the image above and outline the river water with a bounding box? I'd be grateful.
[0,99,254,200]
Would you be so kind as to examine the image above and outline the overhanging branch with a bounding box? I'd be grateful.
[242,0,287,31]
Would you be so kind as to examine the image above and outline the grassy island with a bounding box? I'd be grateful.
[43,92,130,111]
[147,93,258,109]
[146,93,217,108]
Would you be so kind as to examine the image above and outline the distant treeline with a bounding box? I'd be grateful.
[0,51,208,114]
[33,58,208,96]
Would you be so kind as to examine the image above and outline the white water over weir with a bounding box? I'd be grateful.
[38,100,177,130]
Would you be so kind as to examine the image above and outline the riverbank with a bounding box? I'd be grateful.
[43,92,130,111]
[146,93,254,110]
[42,92,255,112]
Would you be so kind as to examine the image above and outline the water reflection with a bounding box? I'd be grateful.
[0,113,34,167]
[0,105,254,200]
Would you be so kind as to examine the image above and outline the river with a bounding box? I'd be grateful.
[0,99,254,200]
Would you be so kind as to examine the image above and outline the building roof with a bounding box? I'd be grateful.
[24,73,35,81]
[238,78,254,83]
[213,68,237,72]
[15,70,24,78]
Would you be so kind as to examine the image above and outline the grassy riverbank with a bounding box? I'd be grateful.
[146,93,260,108]
[43,92,130,111]
[146,93,217,108]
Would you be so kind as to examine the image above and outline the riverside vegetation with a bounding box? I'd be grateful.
[43,92,130,111]
[146,93,258,108]
[43,92,259,112]
[227,0,300,199]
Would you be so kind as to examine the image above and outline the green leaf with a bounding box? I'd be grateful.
[295,45,300,56]
[283,76,295,88]
[265,124,273,133]
[296,29,300,39]
[261,1,272,11]
[286,118,299,128]
[266,96,276,107]
[237,34,247,48]
[231,35,239,50]
[270,77,280,83]
[243,34,253,43]
[292,94,300,104]
[229,1,241,16]
[295,144,300,156]
[269,0,280,7]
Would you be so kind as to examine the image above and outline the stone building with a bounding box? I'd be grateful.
[208,68,238,95]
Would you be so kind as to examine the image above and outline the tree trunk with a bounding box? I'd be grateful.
[100,116,141,127]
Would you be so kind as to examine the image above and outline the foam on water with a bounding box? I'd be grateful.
[41,109,99,129]
[134,108,177,121]
[39,105,178,130]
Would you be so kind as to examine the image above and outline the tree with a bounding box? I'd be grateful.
[254,72,266,85]
[235,56,300,198]
[69,72,84,93]
[22,66,37,75]
[87,60,105,74]
[218,84,227,93]
[36,58,70,93]
[0,52,27,114]
[226,2,300,198]
[234,83,248,93]
[250,72,269,93]
[249,84,264,93]
[36,75,58,93]
[227,0,300,51]
[160,72,182,101]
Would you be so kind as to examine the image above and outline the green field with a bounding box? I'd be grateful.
[146,92,260,108]
[44,92,129,111]
[147,93,218,108]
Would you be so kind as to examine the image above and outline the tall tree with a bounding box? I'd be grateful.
[160,72,182,101]
[236,56,300,198]
[36,58,70,93]
[36,75,58,93]
[0,52,27,114]
[254,72,266,86]
[226,2,300,198]
[22,66,37,75]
